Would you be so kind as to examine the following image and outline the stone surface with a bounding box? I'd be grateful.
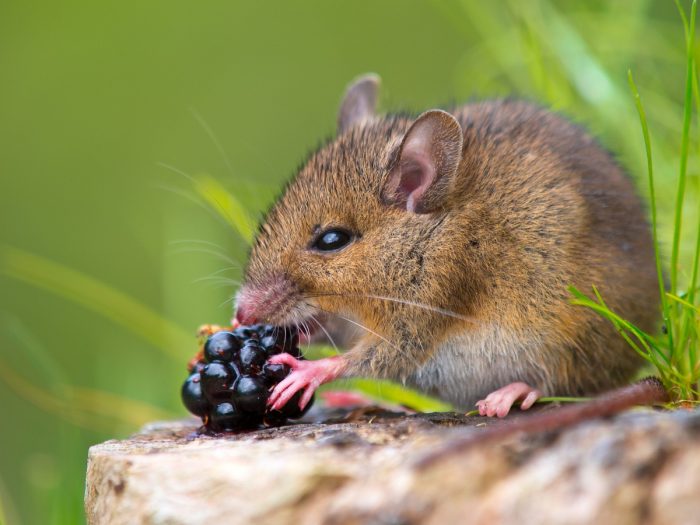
[85,407,700,525]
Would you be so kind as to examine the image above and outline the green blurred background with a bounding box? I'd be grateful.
[1,1,698,523]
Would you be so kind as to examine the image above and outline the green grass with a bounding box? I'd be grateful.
[571,1,700,404]
[1,2,698,524]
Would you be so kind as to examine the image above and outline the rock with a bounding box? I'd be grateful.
[85,407,700,525]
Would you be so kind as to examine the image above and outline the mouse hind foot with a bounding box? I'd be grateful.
[475,382,543,418]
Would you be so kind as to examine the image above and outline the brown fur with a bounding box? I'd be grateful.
[240,87,658,408]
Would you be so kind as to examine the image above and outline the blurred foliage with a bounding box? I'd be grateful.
[0,1,698,523]
[570,1,700,404]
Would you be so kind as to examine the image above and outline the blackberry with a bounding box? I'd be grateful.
[234,376,268,413]
[232,326,258,341]
[204,331,239,362]
[276,326,300,355]
[190,361,207,374]
[263,409,288,427]
[280,390,314,419]
[210,402,248,431]
[200,362,232,400]
[181,323,313,431]
[239,341,267,372]
[258,325,277,338]
[181,373,208,416]
[260,335,280,354]
[259,327,301,358]
[262,362,289,384]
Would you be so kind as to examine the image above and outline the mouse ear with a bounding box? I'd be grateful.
[337,73,381,133]
[381,110,463,213]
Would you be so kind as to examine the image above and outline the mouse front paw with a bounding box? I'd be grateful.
[476,382,543,418]
[266,354,345,411]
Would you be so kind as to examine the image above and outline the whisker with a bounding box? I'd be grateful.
[169,238,229,251]
[334,314,397,350]
[312,305,399,353]
[194,266,241,278]
[189,108,236,178]
[168,246,240,267]
[307,310,341,356]
[193,267,242,285]
[153,179,239,234]
[196,278,242,289]
[156,162,252,238]
[292,320,302,354]
[156,162,198,183]
[152,183,205,208]
[304,292,476,324]
[218,295,237,308]
[300,320,313,351]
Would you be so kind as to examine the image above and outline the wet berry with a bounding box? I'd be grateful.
[263,410,287,427]
[258,325,277,338]
[276,326,299,354]
[262,362,289,383]
[210,402,245,431]
[181,373,208,417]
[227,361,242,381]
[235,376,268,413]
[280,391,314,419]
[181,323,312,431]
[240,342,267,372]
[204,331,239,362]
[260,335,280,354]
[249,324,267,335]
[190,361,206,374]
[233,326,258,340]
[200,362,231,399]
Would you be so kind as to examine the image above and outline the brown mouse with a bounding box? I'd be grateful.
[234,73,660,418]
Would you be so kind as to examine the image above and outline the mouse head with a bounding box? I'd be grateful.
[235,74,465,336]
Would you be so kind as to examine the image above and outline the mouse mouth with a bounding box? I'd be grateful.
[234,275,321,330]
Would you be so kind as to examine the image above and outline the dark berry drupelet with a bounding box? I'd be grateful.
[181,373,208,417]
[200,362,232,401]
[181,324,313,431]
[239,341,267,373]
[204,331,239,362]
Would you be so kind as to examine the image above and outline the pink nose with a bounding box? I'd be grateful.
[235,276,295,326]
[235,302,258,325]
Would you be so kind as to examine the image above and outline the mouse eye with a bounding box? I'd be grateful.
[311,228,354,252]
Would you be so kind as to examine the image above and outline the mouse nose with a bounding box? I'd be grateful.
[234,276,298,326]
[234,298,258,326]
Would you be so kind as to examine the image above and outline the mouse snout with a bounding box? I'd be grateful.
[234,275,299,326]
[234,300,258,325]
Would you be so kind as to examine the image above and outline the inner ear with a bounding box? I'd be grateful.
[394,157,435,213]
[382,110,463,214]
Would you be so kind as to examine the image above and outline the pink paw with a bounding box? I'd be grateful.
[266,354,345,411]
[476,382,543,418]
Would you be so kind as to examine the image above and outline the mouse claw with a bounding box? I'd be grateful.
[266,354,345,411]
[476,382,543,418]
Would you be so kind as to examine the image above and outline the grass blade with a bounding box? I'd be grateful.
[0,474,19,525]
[323,378,454,412]
[628,70,674,350]
[309,344,453,411]
[0,357,176,432]
[666,293,700,312]
[670,0,696,296]
[192,174,255,244]
[0,245,192,360]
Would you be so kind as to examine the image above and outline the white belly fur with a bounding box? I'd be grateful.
[407,325,545,410]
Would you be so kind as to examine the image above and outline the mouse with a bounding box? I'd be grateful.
[233,73,661,419]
